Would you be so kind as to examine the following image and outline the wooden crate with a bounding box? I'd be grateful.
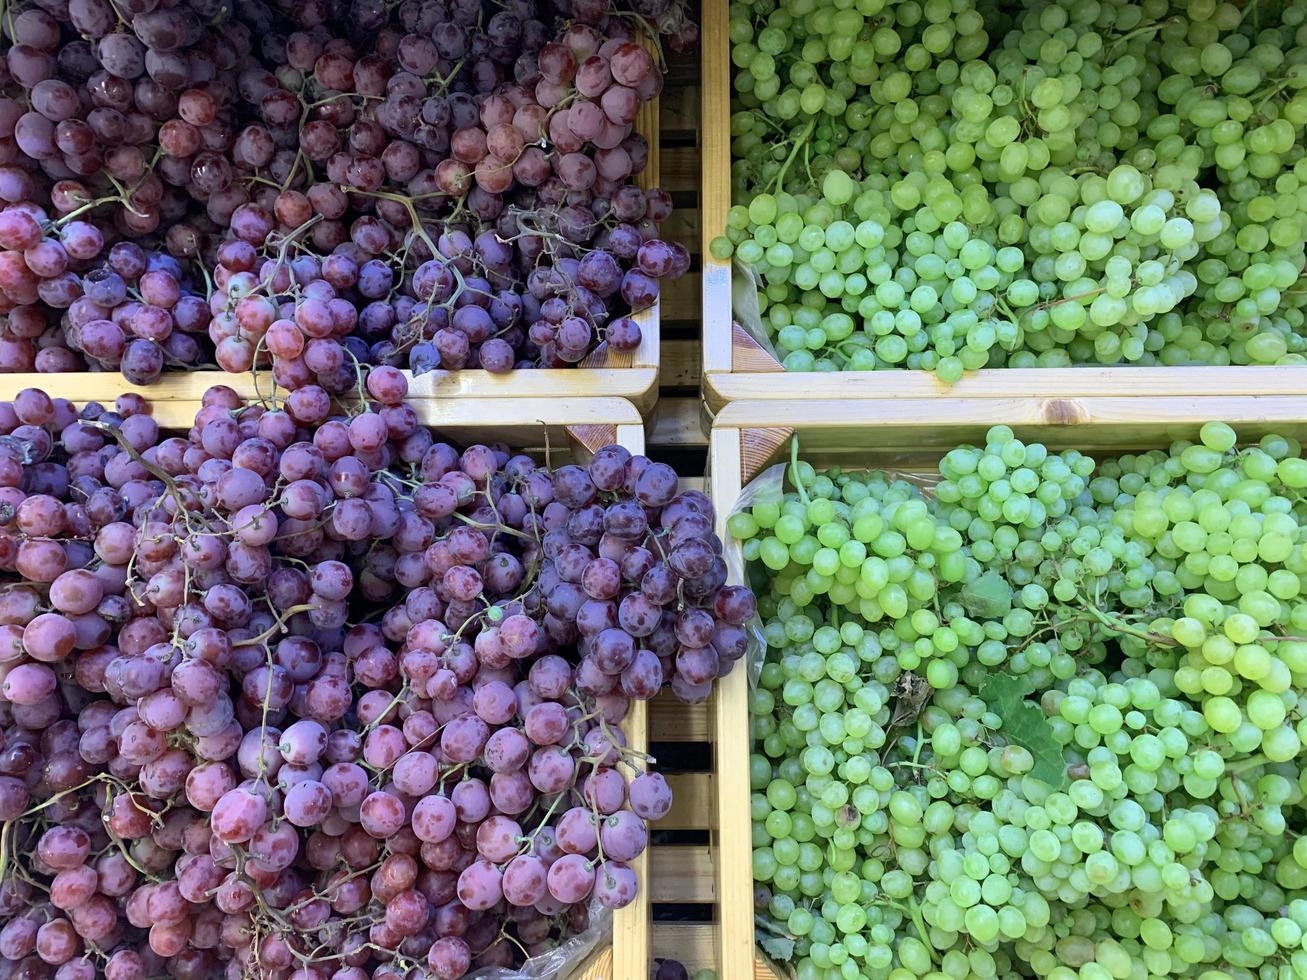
[707,393,1307,980]
[696,0,1307,414]
[11,80,666,417]
[6,377,655,980]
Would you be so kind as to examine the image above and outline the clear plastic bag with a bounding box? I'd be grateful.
[466,904,611,980]
[721,461,787,690]
[731,259,781,363]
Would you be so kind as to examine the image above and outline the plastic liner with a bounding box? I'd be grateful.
[731,259,781,362]
[466,903,611,980]
[722,439,944,688]
[722,460,787,690]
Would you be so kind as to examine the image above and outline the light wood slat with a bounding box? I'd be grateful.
[613,697,650,980]
[699,2,733,382]
[0,371,264,404]
[651,925,783,978]
[652,923,717,973]
[659,83,699,132]
[662,209,700,248]
[409,366,662,417]
[650,692,709,743]
[708,424,758,980]
[0,367,665,423]
[712,397,1307,456]
[571,945,613,980]
[678,476,706,493]
[660,339,702,389]
[662,772,712,831]
[661,146,700,189]
[704,366,1307,414]
[19,385,647,434]
[660,272,701,321]
[648,397,708,449]
[650,844,715,903]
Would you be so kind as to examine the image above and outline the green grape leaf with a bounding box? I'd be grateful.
[979,672,1067,789]
[760,936,795,963]
[962,570,1013,619]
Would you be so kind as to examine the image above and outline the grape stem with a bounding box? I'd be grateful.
[1077,597,1177,646]
[1227,753,1268,774]
[1031,284,1110,313]
[1108,17,1180,56]
[1254,76,1296,108]
[496,927,532,961]
[0,773,153,886]
[771,119,815,197]
[85,419,212,535]
[907,898,933,961]
[451,509,536,542]
[874,896,934,963]
[789,436,811,507]
[48,188,143,229]
[516,780,571,855]
[339,346,373,412]
[232,603,317,648]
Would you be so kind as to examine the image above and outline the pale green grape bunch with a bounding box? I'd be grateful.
[1151,0,1307,364]
[1009,164,1221,364]
[732,422,1307,980]
[718,0,1307,382]
[714,169,1033,376]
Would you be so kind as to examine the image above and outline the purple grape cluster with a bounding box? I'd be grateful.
[0,0,695,384]
[0,382,752,979]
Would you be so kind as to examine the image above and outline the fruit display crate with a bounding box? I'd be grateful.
[5,379,652,980]
[11,89,665,418]
[696,0,1307,416]
[706,393,1307,980]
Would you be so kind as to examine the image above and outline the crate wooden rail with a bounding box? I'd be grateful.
[697,0,1307,415]
[708,393,1307,980]
[0,379,653,980]
[6,372,653,441]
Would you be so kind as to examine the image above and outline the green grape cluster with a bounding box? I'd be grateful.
[720,175,1028,375]
[714,0,1307,381]
[730,422,1307,980]
[1010,165,1223,364]
[1152,2,1307,362]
